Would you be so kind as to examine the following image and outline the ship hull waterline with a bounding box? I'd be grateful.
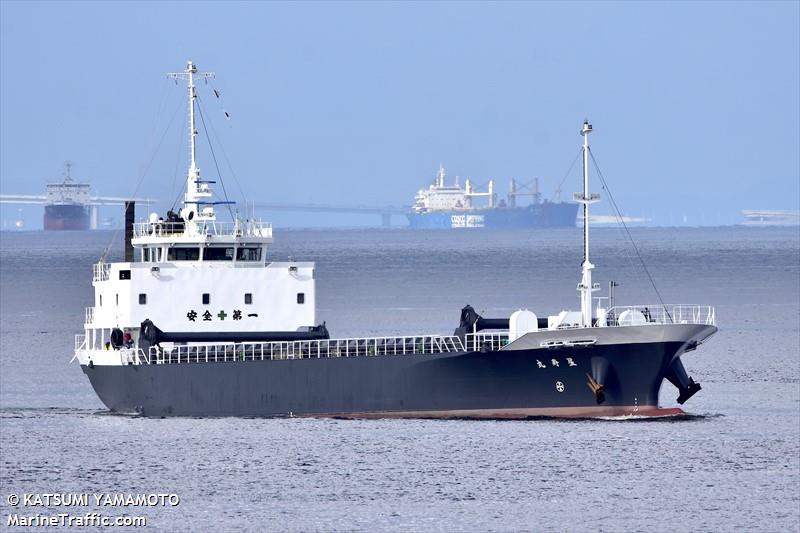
[407,202,579,229]
[80,337,707,419]
[44,204,90,231]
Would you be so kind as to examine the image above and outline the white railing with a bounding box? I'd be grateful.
[77,304,716,367]
[85,307,95,325]
[466,332,510,352]
[120,348,150,365]
[133,219,272,239]
[607,305,715,326]
[671,305,716,325]
[92,262,110,282]
[147,334,466,365]
[71,334,88,364]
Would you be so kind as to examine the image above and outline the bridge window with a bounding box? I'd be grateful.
[297,292,305,304]
[204,247,234,261]
[202,293,210,305]
[236,247,262,261]
[168,247,200,261]
[244,293,252,305]
[139,293,147,305]
[144,248,161,262]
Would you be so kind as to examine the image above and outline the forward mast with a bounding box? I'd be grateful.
[574,120,601,327]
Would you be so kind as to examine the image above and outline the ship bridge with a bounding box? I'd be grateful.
[131,218,273,263]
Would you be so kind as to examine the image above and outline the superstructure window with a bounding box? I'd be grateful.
[119,269,131,280]
[237,247,262,261]
[205,247,234,261]
[245,293,253,305]
[168,247,200,261]
[297,293,305,304]
[202,293,210,305]
[139,293,147,305]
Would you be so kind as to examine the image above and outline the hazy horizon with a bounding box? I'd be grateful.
[1,1,798,229]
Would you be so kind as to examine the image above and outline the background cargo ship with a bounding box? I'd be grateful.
[407,165,579,229]
[44,163,91,230]
[0,162,151,230]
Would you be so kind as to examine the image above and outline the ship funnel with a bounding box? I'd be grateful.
[124,201,135,262]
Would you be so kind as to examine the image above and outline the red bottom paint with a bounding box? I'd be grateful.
[300,406,687,420]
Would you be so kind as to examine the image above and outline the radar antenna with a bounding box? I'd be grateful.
[167,61,216,221]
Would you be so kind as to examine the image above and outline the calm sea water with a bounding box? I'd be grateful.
[1,227,798,532]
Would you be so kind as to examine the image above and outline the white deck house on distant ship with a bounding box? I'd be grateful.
[741,210,800,226]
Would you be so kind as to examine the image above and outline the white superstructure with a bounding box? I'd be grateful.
[45,163,91,206]
[87,220,315,335]
[741,210,800,226]
[413,164,496,212]
[75,61,316,365]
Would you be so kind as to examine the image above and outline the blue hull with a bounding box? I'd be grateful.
[407,202,579,229]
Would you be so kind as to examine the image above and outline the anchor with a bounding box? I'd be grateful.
[665,357,702,404]
[586,373,606,404]
[587,356,610,405]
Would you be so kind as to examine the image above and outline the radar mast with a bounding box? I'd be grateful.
[574,120,601,327]
[168,61,216,221]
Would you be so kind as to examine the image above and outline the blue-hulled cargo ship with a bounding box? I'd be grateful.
[407,165,578,229]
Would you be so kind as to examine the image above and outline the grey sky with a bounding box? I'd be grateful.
[1,1,798,228]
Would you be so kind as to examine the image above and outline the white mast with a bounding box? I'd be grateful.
[575,120,600,327]
[168,61,215,220]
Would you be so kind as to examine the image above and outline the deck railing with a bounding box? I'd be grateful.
[74,304,717,367]
[92,262,110,282]
[607,305,715,327]
[120,347,150,365]
[133,220,272,239]
[74,334,86,352]
[148,334,466,365]
[466,332,510,352]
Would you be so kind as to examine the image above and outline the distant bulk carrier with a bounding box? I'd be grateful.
[44,163,91,230]
[407,165,579,229]
[0,162,151,231]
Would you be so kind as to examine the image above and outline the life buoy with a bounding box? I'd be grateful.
[111,328,124,349]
